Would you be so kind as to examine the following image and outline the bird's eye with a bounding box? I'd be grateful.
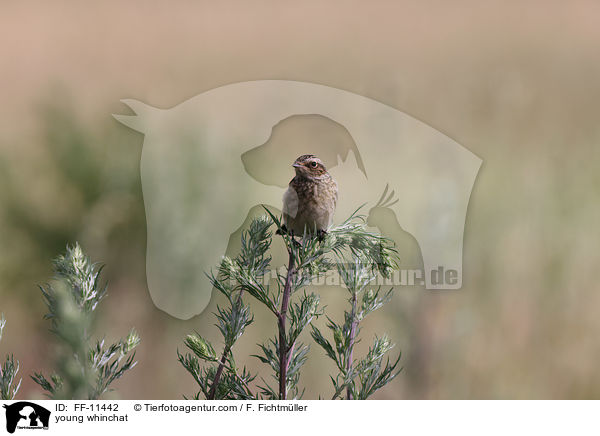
[310,162,318,168]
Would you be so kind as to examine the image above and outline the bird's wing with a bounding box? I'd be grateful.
[333,179,339,208]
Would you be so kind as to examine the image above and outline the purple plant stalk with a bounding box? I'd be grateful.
[207,345,230,400]
[278,248,296,400]
[346,291,359,400]
[208,289,245,400]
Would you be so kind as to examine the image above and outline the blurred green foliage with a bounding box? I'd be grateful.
[32,243,140,400]
[0,101,146,302]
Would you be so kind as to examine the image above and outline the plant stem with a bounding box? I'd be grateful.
[278,247,296,400]
[208,345,231,400]
[208,290,244,400]
[346,290,358,400]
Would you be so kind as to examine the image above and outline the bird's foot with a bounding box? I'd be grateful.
[317,229,327,242]
[276,225,301,247]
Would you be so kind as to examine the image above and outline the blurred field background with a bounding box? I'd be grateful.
[1,0,599,399]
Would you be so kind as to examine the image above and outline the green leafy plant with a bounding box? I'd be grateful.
[179,208,402,399]
[311,259,401,399]
[31,243,140,399]
[0,315,21,400]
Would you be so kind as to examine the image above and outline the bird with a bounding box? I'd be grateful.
[281,154,338,240]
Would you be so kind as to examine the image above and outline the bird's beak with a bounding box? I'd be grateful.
[292,163,302,168]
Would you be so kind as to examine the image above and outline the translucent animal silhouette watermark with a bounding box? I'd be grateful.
[114,80,482,319]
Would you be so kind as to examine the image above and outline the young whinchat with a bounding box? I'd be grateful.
[282,154,338,239]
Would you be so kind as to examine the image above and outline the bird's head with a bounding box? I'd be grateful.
[292,154,328,179]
